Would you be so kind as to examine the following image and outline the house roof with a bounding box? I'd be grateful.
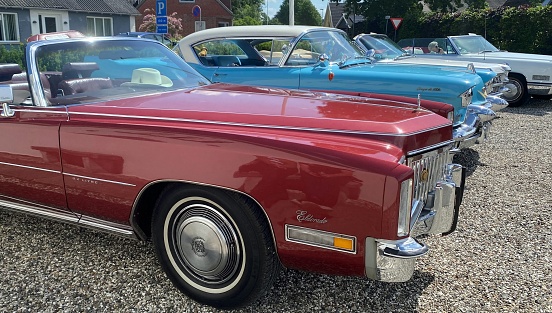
[324,2,364,29]
[0,0,140,15]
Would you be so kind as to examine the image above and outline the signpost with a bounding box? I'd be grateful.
[193,5,203,32]
[156,0,168,34]
[389,17,403,41]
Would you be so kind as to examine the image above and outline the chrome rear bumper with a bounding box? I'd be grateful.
[365,164,465,282]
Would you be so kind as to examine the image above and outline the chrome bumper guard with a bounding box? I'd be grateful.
[365,164,465,282]
[486,95,509,112]
[452,99,503,150]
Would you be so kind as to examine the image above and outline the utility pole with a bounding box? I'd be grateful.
[289,0,294,25]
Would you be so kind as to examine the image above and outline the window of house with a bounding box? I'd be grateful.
[218,22,229,27]
[86,17,113,36]
[0,12,19,42]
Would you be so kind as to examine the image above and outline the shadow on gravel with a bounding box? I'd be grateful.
[256,268,434,312]
[453,148,482,177]
[501,98,552,117]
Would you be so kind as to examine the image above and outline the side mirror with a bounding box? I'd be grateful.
[365,49,376,58]
[0,85,14,103]
[0,85,15,118]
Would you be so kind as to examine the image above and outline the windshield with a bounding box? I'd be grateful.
[33,39,210,106]
[357,34,407,59]
[286,30,365,65]
[450,35,499,54]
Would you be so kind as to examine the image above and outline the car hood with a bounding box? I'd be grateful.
[336,62,480,96]
[382,56,506,74]
[469,51,552,63]
[69,83,452,154]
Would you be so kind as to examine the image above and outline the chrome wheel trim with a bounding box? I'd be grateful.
[164,196,246,294]
[175,207,239,283]
[502,80,522,102]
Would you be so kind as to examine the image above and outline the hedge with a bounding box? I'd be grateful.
[397,5,552,55]
[0,44,25,68]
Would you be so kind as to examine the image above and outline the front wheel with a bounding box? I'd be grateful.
[502,74,530,107]
[152,185,279,309]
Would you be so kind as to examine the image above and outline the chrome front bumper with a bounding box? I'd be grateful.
[452,97,508,150]
[365,164,465,282]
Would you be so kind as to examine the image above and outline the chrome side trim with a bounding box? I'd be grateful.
[67,111,450,138]
[13,108,69,116]
[79,215,135,236]
[0,198,137,239]
[64,173,136,187]
[0,198,78,223]
[0,163,135,186]
[0,161,61,174]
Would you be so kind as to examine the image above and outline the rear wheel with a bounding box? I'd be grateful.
[151,185,279,309]
[502,74,530,107]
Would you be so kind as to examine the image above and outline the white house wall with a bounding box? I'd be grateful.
[29,9,70,35]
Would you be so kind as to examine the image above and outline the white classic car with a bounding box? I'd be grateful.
[354,33,510,98]
[398,34,552,106]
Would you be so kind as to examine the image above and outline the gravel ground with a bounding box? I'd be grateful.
[1,98,551,313]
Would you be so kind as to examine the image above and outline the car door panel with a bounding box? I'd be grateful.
[0,105,69,210]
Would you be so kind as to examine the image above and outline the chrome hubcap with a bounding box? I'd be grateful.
[502,81,521,101]
[173,203,240,284]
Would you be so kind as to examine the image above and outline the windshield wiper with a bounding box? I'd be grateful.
[478,50,495,54]
[338,58,372,68]
[393,53,412,60]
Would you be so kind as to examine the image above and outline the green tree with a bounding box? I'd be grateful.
[274,0,322,26]
[328,0,422,36]
[233,0,265,25]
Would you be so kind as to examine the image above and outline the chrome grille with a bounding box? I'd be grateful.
[407,146,450,204]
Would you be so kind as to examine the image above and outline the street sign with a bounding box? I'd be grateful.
[156,0,167,16]
[192,5,201,17]
[156,16,167,25]
[194,21,205,32]
[390,18,403,30]
[157,24,168,34]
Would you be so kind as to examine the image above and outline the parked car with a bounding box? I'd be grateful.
[174,26,501,150]
[397,34,552,106]
[116,31,176,47]
[0,37,465,308]
[26,30,85,42]
[354,33,511,100]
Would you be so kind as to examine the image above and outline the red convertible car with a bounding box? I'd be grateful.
[0,37,465,309]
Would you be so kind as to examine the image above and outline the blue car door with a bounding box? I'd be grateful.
[212,65,300,90]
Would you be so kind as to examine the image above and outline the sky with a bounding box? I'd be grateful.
[263,0,327,20]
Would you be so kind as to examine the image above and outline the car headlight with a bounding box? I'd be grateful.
[460,87,473,107]
[447,110,454,122]
[398,178,413,237]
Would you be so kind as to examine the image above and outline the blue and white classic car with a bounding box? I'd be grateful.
[175,26,507,149]
[354,33,510,98]
[398,34,552,106]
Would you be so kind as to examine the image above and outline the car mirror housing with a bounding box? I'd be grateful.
[0,85,14,104]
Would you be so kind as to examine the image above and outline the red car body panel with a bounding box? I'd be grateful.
[42,84,448,275]
[0,38,455,279]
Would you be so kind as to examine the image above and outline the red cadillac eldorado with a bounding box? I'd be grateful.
[0,37,465,309]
